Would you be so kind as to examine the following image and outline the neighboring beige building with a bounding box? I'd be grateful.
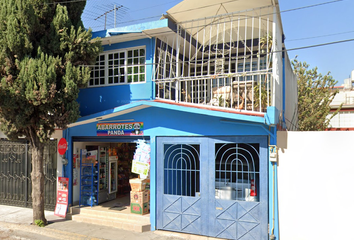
[328,70,354,130]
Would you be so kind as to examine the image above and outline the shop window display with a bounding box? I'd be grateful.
[108,143,138,195]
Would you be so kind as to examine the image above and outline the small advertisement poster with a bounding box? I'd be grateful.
[54,177,69,218]
[132,140,150,178]
[132,161,150,176]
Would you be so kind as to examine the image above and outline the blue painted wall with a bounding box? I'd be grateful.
[68,108,269,138]
[64,106,271,231]
[78,38,156,116]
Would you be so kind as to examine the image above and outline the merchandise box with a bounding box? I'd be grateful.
[144,178,150,190]
[130,190,150,204]
[131,202,149,215]
[129,178,148,192]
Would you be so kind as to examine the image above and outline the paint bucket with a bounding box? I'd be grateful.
[216,186,236,200]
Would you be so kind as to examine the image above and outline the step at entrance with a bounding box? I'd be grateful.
[71,206,151,232]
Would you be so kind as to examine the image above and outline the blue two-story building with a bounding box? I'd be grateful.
[63,0,298,239]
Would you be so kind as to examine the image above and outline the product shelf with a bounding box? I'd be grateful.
[79,151,99,207]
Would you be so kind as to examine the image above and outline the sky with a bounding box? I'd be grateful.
[82,0,354,86]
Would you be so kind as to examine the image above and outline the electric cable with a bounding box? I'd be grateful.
[81,1,349,54]
[55,0,343,30]
[281,38,354,53]
[286,30,354,42]
[91,0,342,27]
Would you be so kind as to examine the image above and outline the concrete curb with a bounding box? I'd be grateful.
[0,221,96,240]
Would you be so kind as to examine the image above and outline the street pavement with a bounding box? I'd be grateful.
[0,205,218,240]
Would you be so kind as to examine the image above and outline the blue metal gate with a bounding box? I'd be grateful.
[156,136,268,240]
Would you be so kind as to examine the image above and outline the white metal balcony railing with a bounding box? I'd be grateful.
[156,72,272,112]
[154,6,275,113]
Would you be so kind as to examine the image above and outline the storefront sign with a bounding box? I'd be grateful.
[54,177,69,218]
[96,122,144,136]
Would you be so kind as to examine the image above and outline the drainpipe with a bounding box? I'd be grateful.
[270,161,276,240]
[268,125,278,240]
[264,105,278,239]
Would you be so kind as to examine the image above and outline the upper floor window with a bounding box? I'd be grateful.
[89,47,146,87]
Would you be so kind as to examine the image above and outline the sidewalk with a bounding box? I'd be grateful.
[0,205,216,240]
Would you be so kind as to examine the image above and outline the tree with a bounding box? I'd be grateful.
[292,57,341,131]
[0,0,101,225]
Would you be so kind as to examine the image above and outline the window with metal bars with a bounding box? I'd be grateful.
[89,47,146,86]
[163,144,200,197]
[215,143,260,202]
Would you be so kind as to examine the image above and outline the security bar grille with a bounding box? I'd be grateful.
[163,144,200,197]
[215,143,260,201]
[0,140,57,210]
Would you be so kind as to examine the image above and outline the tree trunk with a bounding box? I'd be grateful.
[31,141,47,225]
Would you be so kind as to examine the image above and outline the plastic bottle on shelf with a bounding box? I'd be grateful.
[88,196,97,205]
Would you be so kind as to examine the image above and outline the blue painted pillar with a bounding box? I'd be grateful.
[149,135,156,230]
[63,128,74,206]
[282,57,286,126]
[268,126,279,240]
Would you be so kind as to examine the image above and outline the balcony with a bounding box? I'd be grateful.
[156,71,272,113]
[154,8,276,113]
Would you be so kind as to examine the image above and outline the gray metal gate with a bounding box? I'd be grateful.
[157,136,268,240]
[0,139,57,210]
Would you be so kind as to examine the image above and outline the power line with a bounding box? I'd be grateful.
[88,9,353,54]
[95,0,342,29]
[281,0,342,13]
[285,38,354,52]
[287,30,354,42]
[37,0,344,32]
[45,0,89,5]
[58,0,340,30]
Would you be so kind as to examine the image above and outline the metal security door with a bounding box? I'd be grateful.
[0,140,57,210]
[0,141,29,207]
[156,137,209,236]
[156,136,268,239]
[209,137,268,240]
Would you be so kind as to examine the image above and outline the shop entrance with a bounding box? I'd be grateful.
[156,136,268,240]
[72,137,150,210]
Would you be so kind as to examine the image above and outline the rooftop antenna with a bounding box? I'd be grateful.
[94,5,123,30]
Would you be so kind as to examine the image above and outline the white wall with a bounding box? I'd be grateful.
[331,89,354,107]
[329,89,354,128]
[329,111,354,128]
[283,52,298,130]
[277,131,354,240]
[272,8,283,114]
[51,130,63,177]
